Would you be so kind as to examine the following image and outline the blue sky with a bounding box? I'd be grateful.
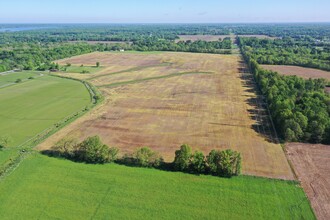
[1,0,330,23]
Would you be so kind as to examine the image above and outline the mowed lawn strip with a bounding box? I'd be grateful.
[0,154,315,220]
[0,75,91,147]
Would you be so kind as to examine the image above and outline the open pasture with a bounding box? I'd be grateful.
[0,74,91,147]
[41,52,293,180]
[0,154,315,219]
[0,71,42,87]
[261,65,330,81]
[286,143,330,220]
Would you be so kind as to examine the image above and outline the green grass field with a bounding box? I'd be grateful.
[62,65,103,74]
[0,149,19,166]
[0,74,91,147]
[0,71,42,87]
[0,154,315,220]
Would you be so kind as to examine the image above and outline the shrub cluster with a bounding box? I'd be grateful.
[120,147,163,168]
[174,144,241,177]
[49,136,242,178]
[0,135,12,149]
[51,136,118,164]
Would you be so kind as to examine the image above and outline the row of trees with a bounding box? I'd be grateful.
[49,136,242,178]
[239,39,330,144]
[173,144,241,177]
[132,38,232,54]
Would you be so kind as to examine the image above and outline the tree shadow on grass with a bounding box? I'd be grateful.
[238,63,280,143]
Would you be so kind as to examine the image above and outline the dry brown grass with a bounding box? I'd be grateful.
[286,143,330,220]
[261,65,330,81]
[39,51,294,180]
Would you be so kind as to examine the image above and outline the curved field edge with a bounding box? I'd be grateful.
[0,153,315,220]
[0,74,103,178]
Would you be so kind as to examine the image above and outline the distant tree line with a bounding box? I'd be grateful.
[239,37,330,71]
[46,136,242,178]
[0,43,97,72]
[1,24,330,44]
[239,39,330,144]
[0,38,233,72]
[132,38,232,54]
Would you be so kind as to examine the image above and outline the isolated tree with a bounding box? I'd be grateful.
[206,150,219,174]
[191,150,206,173]
[108,147,119,163]
[96,62,100,67]
[207,149,241,177]
[133,147,163,167]
[66,63,71,67]
[78,136,109,164]
[15,78,22,83]
[52,137,79,158]
[173,144,192,171]
[218,149,242,177]
[285,128,296,142]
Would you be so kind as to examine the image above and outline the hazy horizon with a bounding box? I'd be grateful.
[1,0,330,23]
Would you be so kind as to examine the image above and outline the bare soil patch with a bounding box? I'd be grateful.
[286,143,330,220]
[39,52,294,180]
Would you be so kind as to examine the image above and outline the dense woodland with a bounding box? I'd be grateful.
[239,38,330,144]
[239,37,330,71]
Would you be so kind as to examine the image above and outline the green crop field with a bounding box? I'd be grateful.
[0,149,18,166]
[0,74,91,147]
[0,154,315,220]
[0,71,43,87]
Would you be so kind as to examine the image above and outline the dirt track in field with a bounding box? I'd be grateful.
[39,52,294,180]
[261,65,330,81]
[286,143,330,220]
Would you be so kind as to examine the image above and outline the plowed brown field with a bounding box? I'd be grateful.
[261,65,330,81]
[39,51,294,180]
[286,143,330,220]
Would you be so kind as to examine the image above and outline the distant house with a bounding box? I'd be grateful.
[49,69,59,72]
[119,49,125,52]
